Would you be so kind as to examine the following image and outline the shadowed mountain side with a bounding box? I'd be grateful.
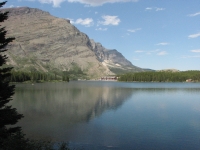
[11,82,134,140]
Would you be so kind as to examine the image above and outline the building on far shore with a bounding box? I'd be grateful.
[186,79,193,82]
[101,76,118,81]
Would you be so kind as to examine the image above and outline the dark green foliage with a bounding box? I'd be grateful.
[109,67,146,75]
[0,1,24,147]
[10,71,65,82]
[1,131,33,150]
[63,63,86,80]
[62,71,70,82]
[109,67,132,75]
[1,131,71,150]
[118,71,200,82]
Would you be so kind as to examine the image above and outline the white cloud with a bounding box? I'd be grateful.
[157,51,168,56]
[188,32,200,39]
[24,0,65,7]
[68,0,138,6]
[145,7,152,11]
[155,7,165,11]
[127,28,141,33]
[156,42,169,46]
[135,49,168,56]
[145,7,165,11]
[95,27,108,31]
[99,15,120,26]
[191,56,200,58]
[181,55,200,58]
[188,12,200,17]
[26,0,138,7]
[191,49,200,53]
[135,49,160,55]
[72,18,94,27]
[134,49,170,57]
[38,0,66,7]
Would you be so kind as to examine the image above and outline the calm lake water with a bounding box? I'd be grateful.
[12,81,200,150]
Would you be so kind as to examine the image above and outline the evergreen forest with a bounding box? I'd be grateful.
[118,71,200,82]
[10,71,69,82]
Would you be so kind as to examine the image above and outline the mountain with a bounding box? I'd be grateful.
[1,7,143,79]
[90,39,144,74]
[158,69,180,72]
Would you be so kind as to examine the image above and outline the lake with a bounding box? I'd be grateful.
[12,81,200,150]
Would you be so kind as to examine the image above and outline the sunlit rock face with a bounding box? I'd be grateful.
[2,7,112,78]
[90,39,144,74]
[2,7,143,78]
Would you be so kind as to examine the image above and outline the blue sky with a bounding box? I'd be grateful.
[3,0,200,71]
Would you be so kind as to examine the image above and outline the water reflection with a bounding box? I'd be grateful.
[11,81,200,149]
[12,82,134,140]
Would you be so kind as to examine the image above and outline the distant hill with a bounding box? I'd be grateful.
[157,69,180,72]
[142,68,156,72]
[2,7,144,79]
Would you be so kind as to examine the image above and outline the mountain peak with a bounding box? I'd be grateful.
[2,7,143,78]
[1,7,50,16]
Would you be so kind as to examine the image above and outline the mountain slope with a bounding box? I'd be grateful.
[90,39,144,74]
[2,7,143,79]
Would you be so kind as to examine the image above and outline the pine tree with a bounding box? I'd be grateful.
[0,1,23,146]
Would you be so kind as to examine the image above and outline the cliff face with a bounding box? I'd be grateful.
[1,7,143,78]
[90,39,143,74]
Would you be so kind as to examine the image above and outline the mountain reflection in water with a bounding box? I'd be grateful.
[11,81,200,150]
[12,81,134,140]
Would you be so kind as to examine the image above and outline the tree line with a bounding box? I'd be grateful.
[9,71,69,82]
[9,64,86,82]
[118,71,200,82]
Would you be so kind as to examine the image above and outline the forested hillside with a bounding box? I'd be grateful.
[118,71,200,82]
[10,71,71,82]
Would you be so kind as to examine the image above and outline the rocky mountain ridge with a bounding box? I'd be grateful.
[90,39,143,74]
[1,7,143,79]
